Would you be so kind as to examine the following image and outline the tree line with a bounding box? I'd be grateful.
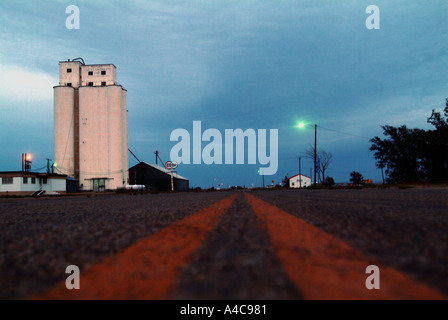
[370,99,448,183]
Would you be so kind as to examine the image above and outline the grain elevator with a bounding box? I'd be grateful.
[54,58,129,191]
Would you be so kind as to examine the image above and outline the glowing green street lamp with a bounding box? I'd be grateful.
[297,121,318,186]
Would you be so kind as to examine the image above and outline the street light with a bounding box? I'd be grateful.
[297,122,318,186]
[22,153,32,172]
[258,169,265,188]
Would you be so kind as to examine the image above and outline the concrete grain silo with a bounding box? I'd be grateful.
[54,85,76,177]
[54,59,129,191]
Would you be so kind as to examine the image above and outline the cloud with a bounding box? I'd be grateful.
[0,63,57,103]
[0,0,447,185]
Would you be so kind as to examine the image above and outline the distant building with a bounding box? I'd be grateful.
[54,58,129,191]
[287,174,312,188]
[0,172,67,196]
[129,162,189,191]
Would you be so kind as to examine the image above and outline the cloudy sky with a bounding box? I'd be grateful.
[1,0,447,188]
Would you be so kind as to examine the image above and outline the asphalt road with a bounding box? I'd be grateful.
[0,188,447,300]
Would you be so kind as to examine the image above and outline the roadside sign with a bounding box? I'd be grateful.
[165,161,178,192]
[165,161,178,170]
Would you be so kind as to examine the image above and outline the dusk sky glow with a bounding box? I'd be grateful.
[1,0,447,188]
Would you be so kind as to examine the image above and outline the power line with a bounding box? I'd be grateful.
[32,165,48,172]
[317,125,371,140]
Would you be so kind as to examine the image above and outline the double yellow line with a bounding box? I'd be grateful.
[245,193,445,300]
[34,194,237,300]
[33,193,445,300]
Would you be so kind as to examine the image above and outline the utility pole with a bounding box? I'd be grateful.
[258,170,265,188]
[299,157,302,188]
[24,153,32,172]
[46,159,52,174]
[22,154,24,172]
[154,151,164,167]
[314,124,317,186]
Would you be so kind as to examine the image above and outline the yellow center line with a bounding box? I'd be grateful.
[33,193,238,300]
[245,193,445,300]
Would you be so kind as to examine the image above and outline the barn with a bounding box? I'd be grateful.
[129,162,189,191]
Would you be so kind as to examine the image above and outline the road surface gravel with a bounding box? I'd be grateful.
[0,187,446,299]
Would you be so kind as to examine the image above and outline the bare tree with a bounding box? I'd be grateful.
[305,146,333,184]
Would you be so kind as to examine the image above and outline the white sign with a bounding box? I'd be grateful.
[165,161,178,170]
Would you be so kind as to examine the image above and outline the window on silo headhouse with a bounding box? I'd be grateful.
[88,82,94,87]
[102,82,106,86]
[67,83,72,87]
[67,68,72,73]
[88,71,93,76]
[101,71,106,75]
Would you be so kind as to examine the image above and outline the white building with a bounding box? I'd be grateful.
[54,59,129,191]
[288,174,312,188]
[0,172,67,196]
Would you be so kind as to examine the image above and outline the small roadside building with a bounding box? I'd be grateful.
[287,174,312,188]
[129,162,189,191]
[0,172,67,196]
